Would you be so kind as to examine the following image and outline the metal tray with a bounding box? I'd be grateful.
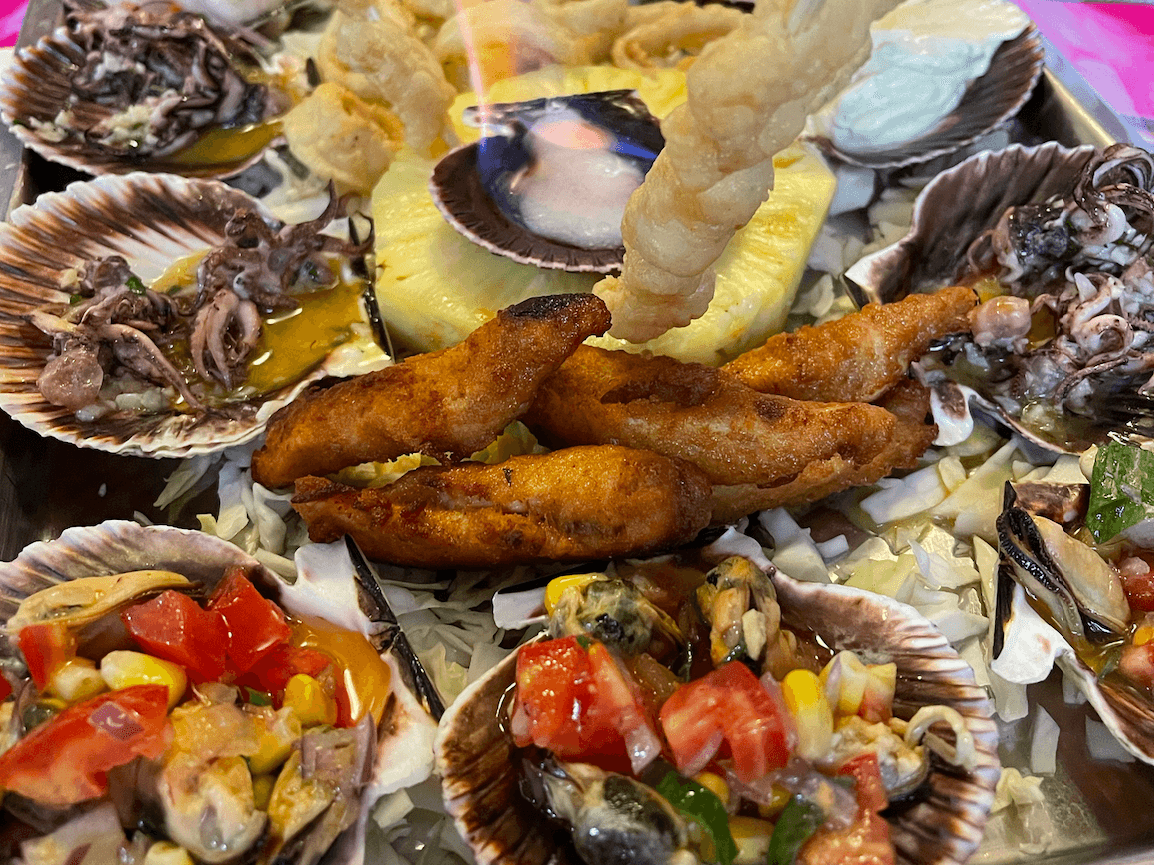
[0,1,1152,862]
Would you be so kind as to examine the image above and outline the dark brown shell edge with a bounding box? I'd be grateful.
[0,172,364,458]
[1056,653,1154,764]
[436,574,1001,865]
[808,26,1044,171]
[844,141,1098,304]
[429,144,624,275]
[0,25,273,178]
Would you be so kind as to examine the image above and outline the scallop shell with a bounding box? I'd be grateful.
[0,171,384,458]
[808,26,1044,171]
[436,567,1001,865]
[844,141,1097,304]
[0,24,277,179]
[0,521,439,864]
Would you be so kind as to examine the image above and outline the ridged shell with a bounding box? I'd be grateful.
[0,25,275,178]
[844,141,1097,304]
[436,570,1000,865]
[0,171,383,458]
[809,26,1044,171]
[0,521,439,865]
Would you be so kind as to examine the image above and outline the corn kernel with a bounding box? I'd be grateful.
[781,668,833,762]
[283,674,338,727]
[727,816,775,864]
[755,784,792,819]
[693,771,729,807]
[143,842,195,865]
[820,651,869,717]
[251,774,276,811]
[100,651,187,709]
[543,573,601,615]
[247,708,302,775]
[47,657,107,703]
[1136,625,1154,646]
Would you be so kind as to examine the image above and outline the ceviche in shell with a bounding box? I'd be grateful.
[0,171,387,458]
[0,521,440,864]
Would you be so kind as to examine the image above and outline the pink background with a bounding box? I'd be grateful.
[0,0,24,47]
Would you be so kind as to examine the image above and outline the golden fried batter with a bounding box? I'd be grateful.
[251,294,611,489]
[723,285,976,403]
[525,345,899,488]
[710,378,937,522]
[292,445,712,567]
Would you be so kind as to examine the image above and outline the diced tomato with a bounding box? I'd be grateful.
[240,644,333,696]
[513,636,598,755]
[0,675,11,702]
[1119,556,1154,612]
[17,622,77,691]
[659,661,792,783]
[0,685,170,807]
[585,643,661,772]
[798,753,894,865]
[1119,643,1154,692]
[121,590,229,681]
[207,568,291,674]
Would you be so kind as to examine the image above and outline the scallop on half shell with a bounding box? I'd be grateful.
[0,171,387,458]
[436,535,1001,865]
[0,520,441,865]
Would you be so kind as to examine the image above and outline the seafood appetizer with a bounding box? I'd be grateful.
[0,173,386,457]
[0,0,288,177]
[438,540,1000,865]
[0,521,439,864]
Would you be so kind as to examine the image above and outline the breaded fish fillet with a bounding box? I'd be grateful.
[710,378,937,522]
[251,293,611,488]
[723,285,976,403]
[291,445,712,568]
[525,345,899,488]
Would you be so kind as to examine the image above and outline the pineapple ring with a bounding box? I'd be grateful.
[373,66,835,364]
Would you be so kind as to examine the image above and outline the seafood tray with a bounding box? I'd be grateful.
[0,0,1151,863]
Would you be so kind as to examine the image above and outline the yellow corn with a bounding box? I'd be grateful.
[251,774,276,811]
[1135,619,1154,646]
[47,657,107,703]
[247,708,302,775]
[693,771,729,807]
[142,842,195,865]
[283,674,338,727]
[756,784,792,820]
[820,651,869,717]
[100,651,187,709]
[781,668,833,762]
[543,573,601,615]
[728,816,775,864]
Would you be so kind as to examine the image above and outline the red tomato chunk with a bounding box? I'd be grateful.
[17,622,77,691]
[122,590,229,681]
[798,753,894,865]
[208,567,292,674]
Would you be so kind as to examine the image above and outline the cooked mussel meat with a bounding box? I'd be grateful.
[549,575,683,656]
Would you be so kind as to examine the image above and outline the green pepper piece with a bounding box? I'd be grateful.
[1086,440,1154,543]
[125,275,146,295]
[244,687,273,707]
[656,770,737,865]
[766,795,824,865]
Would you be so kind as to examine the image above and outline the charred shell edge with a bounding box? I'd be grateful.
[0,24,276,179]
[0,171,376,458]
[436,572,1001,865]
[844,141,1098,305]
[808,26,1044,171]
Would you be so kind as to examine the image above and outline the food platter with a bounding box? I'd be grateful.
[2,0,1154,862]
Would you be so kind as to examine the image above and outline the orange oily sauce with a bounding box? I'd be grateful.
[156,118,284,175]
[290,614,392,726]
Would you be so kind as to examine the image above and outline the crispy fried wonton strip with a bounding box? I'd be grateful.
[594,0,903,341]
[611,3,745,71]
[525,345,899,487]
[710,378,937,522]
[724,285,977,403]
[251,294,611,489]
[292,445,712,568]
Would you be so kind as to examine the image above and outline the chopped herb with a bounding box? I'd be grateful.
[125,275,146,295]
[1086,441,1154,542]
[656,771,737,865]
[766,795,824,865]
[244,687,272,706]
[69,293,84,306]
[575,635,593,650]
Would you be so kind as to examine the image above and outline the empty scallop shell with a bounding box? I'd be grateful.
[809,26,1044,171]
[0,21,278,179]
[0,521,440,864]
[845,141,1097,304]
[437,564,1000,865]
[0,171,383,458]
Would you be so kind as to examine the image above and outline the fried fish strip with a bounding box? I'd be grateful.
[710,378,937,522]
[251,294,611,489]
[292,445,712,568]
[723,285,976,403]
[525,345,899,487]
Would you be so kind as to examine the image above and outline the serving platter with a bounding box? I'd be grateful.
[0,0,1153,863]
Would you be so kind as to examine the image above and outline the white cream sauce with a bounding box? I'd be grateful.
[826,0,1029,154]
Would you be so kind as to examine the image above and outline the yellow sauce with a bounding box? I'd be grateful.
[152,250,208,295]
[158,118,284,174]
[290,614,392,726]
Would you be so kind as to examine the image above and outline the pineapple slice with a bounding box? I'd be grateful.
[373,66,835,362]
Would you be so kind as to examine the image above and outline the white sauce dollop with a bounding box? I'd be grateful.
[825,0,1029,154]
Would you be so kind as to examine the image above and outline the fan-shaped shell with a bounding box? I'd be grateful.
[436,568,1000,865]
[808,26,1044,171]
[0,171,384,458]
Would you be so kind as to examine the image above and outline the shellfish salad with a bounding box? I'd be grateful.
[0,0,1150,862]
